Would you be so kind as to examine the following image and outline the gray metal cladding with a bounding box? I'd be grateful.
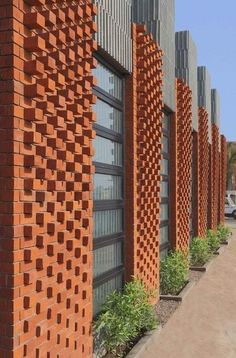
[175,31,198,131]
[93,0,132,73]
[197,66,212,143]
[211,89,220,128]
[133,0,176,112]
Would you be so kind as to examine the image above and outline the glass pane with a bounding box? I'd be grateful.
[163,113,170,130]
[93,241,123,279]
[93,274,123,316]
[93,99,122,134]
[94,209,123,238]
[94,174,122,201]
[161,158,169,175]
[161,181,169,198]
[160,225,169,245]
[161,203,169,221]
[162,136,169,153]
[94,136,122,166]
[93,62,122,101]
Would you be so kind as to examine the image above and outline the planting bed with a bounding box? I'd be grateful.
[155,300,180,327]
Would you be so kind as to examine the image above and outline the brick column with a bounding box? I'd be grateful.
[125,24,163,298]
[211,123,220,229]
[0,1,96,357]
[218,135,227,224]
[198,108,209,237]
[192,130,200,237]
[208,142,214,229]
[170,79,192,251]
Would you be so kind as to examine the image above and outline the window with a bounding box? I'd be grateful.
[92,60,124,315]
[160,112,171,255]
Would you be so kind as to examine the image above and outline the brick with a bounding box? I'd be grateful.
[0,1,96,356]
[125,24,163,298]
[170,80,192,251]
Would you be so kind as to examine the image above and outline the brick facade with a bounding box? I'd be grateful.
[198,108,209,237]
[192,130,200,237]
[0,1,96,356]
[0,2,228,356]
[125,24,163,296]
[208,142,214,229]
[211,123,220,230]
[218,135,227,223]
[170,80,192,250]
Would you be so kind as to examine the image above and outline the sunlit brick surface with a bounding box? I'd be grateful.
[218,135,227,223]
[125,24,163,295]
[211,123,220,230]
[192,130,199,237]
[0,1,96,356]
[174,79,192,250]
[198,108,209,237]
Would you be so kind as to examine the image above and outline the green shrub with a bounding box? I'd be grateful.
[93,279,157,357]
[217,224,232,243]
[160,250,189,295]
[190,237,210,266]
[207,229,220,253]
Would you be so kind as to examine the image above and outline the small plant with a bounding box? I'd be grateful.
[207,229,220,253]
[217,224,232,243]
[93,279,157,357]
[160,250,189,295]
[190,237,210,266]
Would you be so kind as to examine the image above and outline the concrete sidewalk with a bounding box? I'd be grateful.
[142,222,236,358]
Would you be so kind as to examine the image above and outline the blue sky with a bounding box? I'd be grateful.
[176,0,236,141]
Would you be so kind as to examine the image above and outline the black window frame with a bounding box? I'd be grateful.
[160,110,171,253]
[92,56,125,308]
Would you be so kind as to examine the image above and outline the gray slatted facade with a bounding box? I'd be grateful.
[133,0,176,111]
[93,0,132,72]
[211,89,220,128]
[175,31,198,131]
[198,66,212,143]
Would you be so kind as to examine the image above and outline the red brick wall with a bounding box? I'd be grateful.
[170,80,192,250]
[192,130,200,237]
[125,24,163,297]
[0,1,96,357]
[211,124,220,230]
[198,108,209,237]
[208,142,214,229]
[218,135,227,223]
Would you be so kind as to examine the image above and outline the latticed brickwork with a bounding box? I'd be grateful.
[192,130,200,237]
[0,1,96,357]
[125,24,163,296]
[218,135,227,223]
[208,142,214,229]
[211,124,220,230]
[198,108,209,237]
[171,80,192,250]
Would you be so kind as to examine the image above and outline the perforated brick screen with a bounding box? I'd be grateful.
[0,1,96,356]
[125,24,163,297]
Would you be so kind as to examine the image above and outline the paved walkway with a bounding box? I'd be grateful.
[142,221,236,358]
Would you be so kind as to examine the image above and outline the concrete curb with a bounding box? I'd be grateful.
[126,326,162,358]
[190,257,215,272]
[160,280,195,302]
